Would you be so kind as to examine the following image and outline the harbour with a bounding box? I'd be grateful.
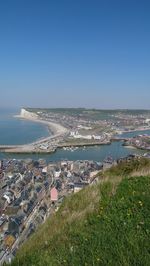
[0,141,145,162]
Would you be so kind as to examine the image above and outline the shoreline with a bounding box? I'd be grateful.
[0,113,69,153]
[15,114,68,139]
[1,110,150,154]
[0,112,113,153]
[13,114,69,146]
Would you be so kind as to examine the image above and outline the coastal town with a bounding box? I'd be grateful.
[0,157,104,264]
[1,151,150,264]
[0,109,150,264]
[1,0,150,264]
[0,108,150,154]
[0,108,150,264]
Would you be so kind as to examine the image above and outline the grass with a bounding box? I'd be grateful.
[103,157,150,177]
[10,158,150,266]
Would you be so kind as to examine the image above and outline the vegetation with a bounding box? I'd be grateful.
[26,108,150,121]
[104,157,150,177]
[10,158,150,266]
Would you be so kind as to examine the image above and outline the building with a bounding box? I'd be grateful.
[50,187,58,202]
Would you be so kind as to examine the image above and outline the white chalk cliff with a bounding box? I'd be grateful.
[20,108,38,119]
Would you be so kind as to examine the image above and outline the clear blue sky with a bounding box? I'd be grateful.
[0,0,150,109]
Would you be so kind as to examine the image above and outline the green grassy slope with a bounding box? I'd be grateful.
[10,159,150,266]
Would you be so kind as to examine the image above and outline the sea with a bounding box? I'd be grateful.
[0,108,150,162]
[0,108,49,145]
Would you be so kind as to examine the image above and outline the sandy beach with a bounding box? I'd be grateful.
[0,113,69,153]
[15,114,68,143]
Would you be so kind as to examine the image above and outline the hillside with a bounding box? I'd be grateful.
[10,158,150,266]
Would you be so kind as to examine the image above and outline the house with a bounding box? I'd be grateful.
[54,170,61,178]
[50,187,58,202]
[42,166,48,174]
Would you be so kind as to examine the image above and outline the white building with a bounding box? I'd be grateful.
[70,131,102,140]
